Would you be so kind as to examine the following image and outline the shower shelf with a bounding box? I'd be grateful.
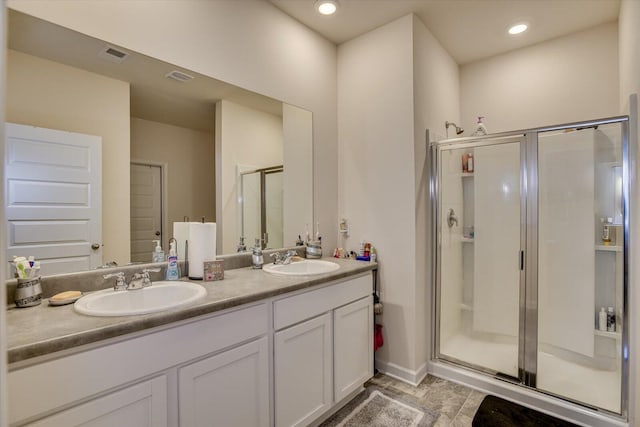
[594,329,621,340]
[461,172,474,178]
[595,245,622,252]
[461,237,474,243]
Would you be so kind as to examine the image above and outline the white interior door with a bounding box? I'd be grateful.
[130,163,162,263]
[5,123,102,277]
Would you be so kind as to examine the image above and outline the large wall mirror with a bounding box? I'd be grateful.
[5,9,313,277]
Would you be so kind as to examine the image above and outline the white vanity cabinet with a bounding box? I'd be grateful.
[178,337,270,427]
[8,270,375,427]
[24,376,168,427]
[274,313,333,427]
[273,273,373,427]
[333,296,374,402]
[8,303,268,427]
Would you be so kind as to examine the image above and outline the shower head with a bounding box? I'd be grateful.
[445,121,464,136]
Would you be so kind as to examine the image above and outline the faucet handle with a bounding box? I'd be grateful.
[270,252,283,264]
[141,268,161,286]
[103,272,127,291]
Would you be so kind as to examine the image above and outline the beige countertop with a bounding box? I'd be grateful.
[7,258,376,365]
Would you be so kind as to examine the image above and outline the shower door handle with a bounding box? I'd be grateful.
[519,250,524,270]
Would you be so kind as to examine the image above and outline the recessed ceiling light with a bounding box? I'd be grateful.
[508,23,528,35]
[315,0,339,15]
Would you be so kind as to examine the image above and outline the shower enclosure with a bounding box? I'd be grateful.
[431,116,629,418]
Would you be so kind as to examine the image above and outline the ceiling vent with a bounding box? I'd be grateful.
[98,46,129,63]
[165,70,194,82]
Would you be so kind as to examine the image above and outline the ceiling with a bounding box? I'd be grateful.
[268,0,621,64]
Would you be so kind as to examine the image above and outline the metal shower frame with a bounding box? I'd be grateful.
[429,115,630,420]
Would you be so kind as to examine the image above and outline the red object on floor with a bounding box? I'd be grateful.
[374,324,384,351]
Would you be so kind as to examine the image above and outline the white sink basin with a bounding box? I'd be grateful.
[262,259,339,276]
[74,281,207,317]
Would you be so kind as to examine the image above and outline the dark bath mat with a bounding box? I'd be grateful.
[472,395,580,427]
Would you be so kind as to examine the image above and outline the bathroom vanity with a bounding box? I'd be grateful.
[6,258,375,427]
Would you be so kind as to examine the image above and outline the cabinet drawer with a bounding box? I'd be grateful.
[274,273,371,330]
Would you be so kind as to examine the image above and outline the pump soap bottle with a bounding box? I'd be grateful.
[152,240,165,263]
[165,239,180,280]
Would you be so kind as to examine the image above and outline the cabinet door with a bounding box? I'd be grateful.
[26,376,167,427]
[334,296,374,402]
[275,312,333,427]
[178,337,269,427]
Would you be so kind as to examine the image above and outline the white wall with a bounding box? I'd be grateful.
[618,1,640,423]
[338,14,417,375]
[461,22,619,134]
[619,0,640,109]
[6,0,338,253]
[338,14,459,382]
[215,100,283,254]
[412,14,460,374]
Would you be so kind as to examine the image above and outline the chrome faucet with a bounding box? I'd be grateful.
[103,268,161,291]
[103,272,127,291]
[270,250,298,265]
[128,268,161,290]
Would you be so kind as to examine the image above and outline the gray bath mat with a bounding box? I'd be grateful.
[320,385,438,427]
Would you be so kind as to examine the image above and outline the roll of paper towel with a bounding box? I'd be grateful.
[188,222,216,279]
[173,222,197,260]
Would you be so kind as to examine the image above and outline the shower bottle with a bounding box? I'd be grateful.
[598,307,607,331]
[472,116,488,136]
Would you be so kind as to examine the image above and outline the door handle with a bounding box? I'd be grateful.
[155,231,161,236]
[91,243,101,250]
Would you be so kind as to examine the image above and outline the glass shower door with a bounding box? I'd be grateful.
[536,123,624,413]
[437,137,523,378]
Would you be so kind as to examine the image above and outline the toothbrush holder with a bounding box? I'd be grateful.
[14,276,43,308]
[306,241,322,259]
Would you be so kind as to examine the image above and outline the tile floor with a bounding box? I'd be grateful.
[367,372,485,427]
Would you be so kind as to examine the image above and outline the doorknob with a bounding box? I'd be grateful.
[91,243,101,250]
[155,231,161,236]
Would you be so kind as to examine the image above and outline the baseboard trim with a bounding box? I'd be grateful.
[374,359,427,386]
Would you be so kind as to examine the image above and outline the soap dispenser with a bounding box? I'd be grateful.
[165,238,180,280]
[251,238,264,269]
[472,116,488,136]
[152,240,165,263]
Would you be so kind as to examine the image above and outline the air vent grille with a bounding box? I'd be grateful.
[165,70,194,82]
[98,46,129,63]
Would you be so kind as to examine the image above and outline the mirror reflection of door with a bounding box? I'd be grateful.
[5,123,103,277]
[130,163,163,263]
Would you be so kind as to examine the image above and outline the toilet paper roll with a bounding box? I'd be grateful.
[188,222,217,279]
[173,222,196,260]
